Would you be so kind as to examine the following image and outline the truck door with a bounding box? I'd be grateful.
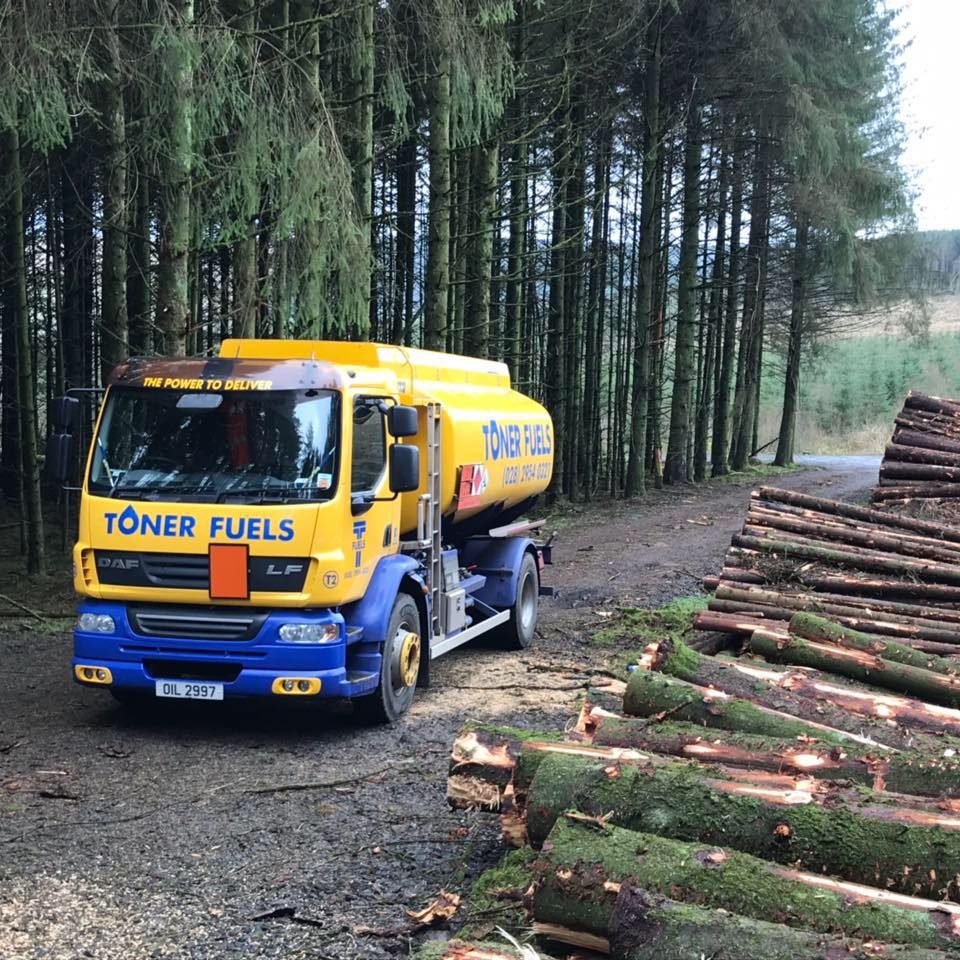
[348,397,398,584]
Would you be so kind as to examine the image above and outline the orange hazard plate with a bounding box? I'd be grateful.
[209,543,249,600]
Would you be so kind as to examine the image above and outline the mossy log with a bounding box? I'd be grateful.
[790,613,960,673]
[603,885,951,960]
[533,817,960,951]
[625,641,935,750]
[750,629,960,707]
[522,751,960,897]
[579,715,960,797]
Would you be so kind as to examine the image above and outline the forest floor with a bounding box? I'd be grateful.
[0,454,880,960]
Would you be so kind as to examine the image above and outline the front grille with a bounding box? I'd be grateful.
[142,553,209,589]
[128,604,268,641]
[144,659,242,682]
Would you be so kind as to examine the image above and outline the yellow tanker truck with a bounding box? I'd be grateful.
[48,340,554,721]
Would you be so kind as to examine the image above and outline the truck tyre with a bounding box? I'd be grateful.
[499,551,539,650]
[355,593,422,724]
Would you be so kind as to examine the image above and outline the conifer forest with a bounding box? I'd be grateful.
[0,0,913,574]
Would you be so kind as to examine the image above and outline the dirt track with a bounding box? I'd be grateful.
[0,456,879,959]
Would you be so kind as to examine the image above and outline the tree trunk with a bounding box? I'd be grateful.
[711,131,743,476]
[424,55,451,350]
[774,215,810,465]
[155,0,193,355]
[392,125,416,345]
[624,14,661,497]
[464,141,498,357]
[127,153,151,355]
[5,124,45,574]
[99,4,128,383]
[534,817,960,952]
[730,137,771,470]
[664,99,702,484]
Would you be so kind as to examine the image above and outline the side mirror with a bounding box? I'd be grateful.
[50,395,81,433]
[387,405,418,439]
[388,443,420,493]
[46,432,76,484]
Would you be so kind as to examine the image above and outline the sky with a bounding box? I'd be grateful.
[898,0,960,231]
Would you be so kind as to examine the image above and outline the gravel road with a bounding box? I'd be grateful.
[0,456,880,959]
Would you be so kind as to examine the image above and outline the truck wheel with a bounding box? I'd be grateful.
[499,552,539,650]
[355,593,422,724]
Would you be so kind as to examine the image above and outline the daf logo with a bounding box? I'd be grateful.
[98,557,140,570]
[265,563,304,576]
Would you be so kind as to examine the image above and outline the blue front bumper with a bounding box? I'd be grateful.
[72,601,380,699]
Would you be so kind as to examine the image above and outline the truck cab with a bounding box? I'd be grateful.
[55,341,553,722]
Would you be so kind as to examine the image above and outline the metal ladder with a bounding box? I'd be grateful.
[425,402,444,645]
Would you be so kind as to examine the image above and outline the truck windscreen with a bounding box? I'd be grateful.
[88,387,340,502]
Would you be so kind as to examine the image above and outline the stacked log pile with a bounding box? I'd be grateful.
[697,485,960,652]
[875,392,960,521]
[442,623,960,959]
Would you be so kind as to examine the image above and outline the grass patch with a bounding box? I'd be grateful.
[592,594,708,649]
[711,460,803,485]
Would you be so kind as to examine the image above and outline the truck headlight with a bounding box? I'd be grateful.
[77,613,116,634]
[278,623,339,644]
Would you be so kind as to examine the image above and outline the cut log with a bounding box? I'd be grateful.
[579,716,960,797]
[716,583,960,626]
[789,612,960,675]
[604,885,951,960]
[522,750,960,897]
[534,817,960,951]
[882,462,960,484]
[875,485,960,502]
[693,609,781,635]
[621,666,901,746]
[905,392,960,418]
[886,443,960,468]
[734,533,960,586]
[755,486,960,543]
[707,597,960,651]
[749,629,960,707]
[745,509,960,563]
[894,429,960,455]
[623,648,960,750]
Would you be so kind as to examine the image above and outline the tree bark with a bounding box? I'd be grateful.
[155,0,193,355]
[464,141,498,357]
[4,124,45,574]
[624,14,661,497]
[424,55,451,349]
[730,137,771,470]
[534,817,960,952]
[126,153,151,355]
[664,99,701,483]
[99,1,128,382]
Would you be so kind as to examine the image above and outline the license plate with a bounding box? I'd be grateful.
[155,680,224,701]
